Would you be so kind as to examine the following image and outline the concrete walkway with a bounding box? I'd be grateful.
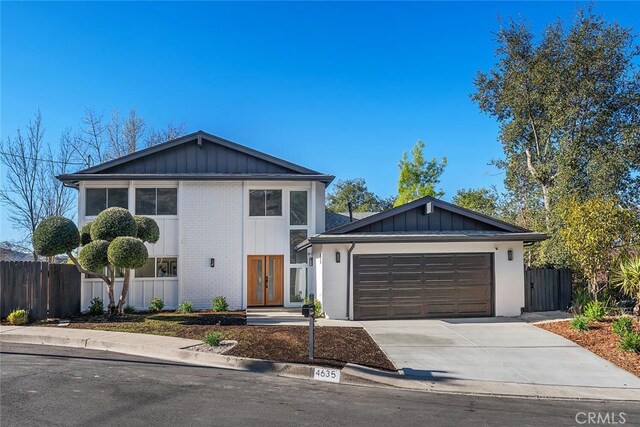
[246,309,360,327]
[360,318,640,391]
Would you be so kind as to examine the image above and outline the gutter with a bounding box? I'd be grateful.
[346,242,356,320]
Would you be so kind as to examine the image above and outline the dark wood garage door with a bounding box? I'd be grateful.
[353,253,493,320]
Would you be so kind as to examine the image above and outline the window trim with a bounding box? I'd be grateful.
[134,187,178,217]
[248,189,283,217]
[84,187,129,217]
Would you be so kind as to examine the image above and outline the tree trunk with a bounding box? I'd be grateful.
[106,283,116,315]
[116,269,131,315]
[541,184,551,228]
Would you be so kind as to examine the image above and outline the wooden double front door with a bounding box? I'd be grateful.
[247,255,284,306]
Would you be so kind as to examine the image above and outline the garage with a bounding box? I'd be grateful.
[353,253,493,320]
[298,196,548,320]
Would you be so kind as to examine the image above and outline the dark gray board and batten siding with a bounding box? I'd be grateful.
[353,205,498,233]
[100,140,298,175]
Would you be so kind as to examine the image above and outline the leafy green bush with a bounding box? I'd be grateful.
[7,309,28,325]
[134,216,160,244]
[203,331,222,346]
[211,296,229,312]
[80,221,93,245]
[32,216,80,256]
[123,305,136,314]
[619,331,640,353]
[570,315,591,332]
[88,297,104,315]
[90,207,137,241]
[303,297,322,317]
[149,297,164,313]
[612,316,634,337]
[583,300,605,322]
[107,237,148,269]
[572,286,591,313]
[78,240,110,272]
[176,301,194,313]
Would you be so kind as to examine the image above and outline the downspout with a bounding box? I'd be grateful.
[346,242,356,319]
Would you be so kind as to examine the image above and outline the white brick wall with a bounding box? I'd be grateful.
[179,181,244,310]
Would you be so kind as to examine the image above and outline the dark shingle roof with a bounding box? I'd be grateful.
[325,211,379,231]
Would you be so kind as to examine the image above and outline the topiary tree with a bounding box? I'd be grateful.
[33,207,159,315]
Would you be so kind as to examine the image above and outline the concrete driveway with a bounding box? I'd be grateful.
[361,318,640,389]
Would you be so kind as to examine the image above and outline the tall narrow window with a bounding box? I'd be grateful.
[289,230,308,264]
[290,191,307,225]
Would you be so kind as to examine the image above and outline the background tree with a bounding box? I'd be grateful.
[146,121,188,147]
[0,112,78,259]
[33,208,159,315]
[472,7,640,267]
[395,139,446,206]
[452,187,499,217]
[326,178,395,212]
[557,197,640,297]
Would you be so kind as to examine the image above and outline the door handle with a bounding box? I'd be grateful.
[265,276,269,288]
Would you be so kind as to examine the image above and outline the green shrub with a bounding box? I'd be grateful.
[90,207,137,241]
[123,305,136,314]
[584,300,606,322]
[80,221,93,245]
[211,296,229,312]
[303,297,322,317]
[570,315,591,332]
[149,297,164,313]
[134,216,160,244]
[78,240,109,272]
[32,216,80,256]
[619,331,640,353]
[203,331,222,346]
[7,309,28,325]
[88,297,104,315]
[177,301,194,313]
[107,237,148,269]
[612,316,634,337]
[572,286,591,313]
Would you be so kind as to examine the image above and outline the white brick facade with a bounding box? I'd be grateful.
[179,181,244,310]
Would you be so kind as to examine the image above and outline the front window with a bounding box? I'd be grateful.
[136,257,178,278]
[290,191,307,225]
[85,188,128,216]
[289,267,307,302]
[249,190,282,216]
[135,188,177,215]
[289,230,308,264]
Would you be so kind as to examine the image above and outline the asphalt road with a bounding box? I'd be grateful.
[1,344,637,427]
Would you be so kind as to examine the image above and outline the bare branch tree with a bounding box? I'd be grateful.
[40,129,76,219]
[122,108,145,153]
[146,121,187,147]
[71,108,107,167]
[0,112,47,260]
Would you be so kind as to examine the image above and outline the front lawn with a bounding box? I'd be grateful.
[536,318,640,378]
[44,312,395,371]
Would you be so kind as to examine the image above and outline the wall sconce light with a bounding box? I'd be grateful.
[336,251,341,263]
[308,257,313,267]
[507,250,513,261]
[210,258,215,268]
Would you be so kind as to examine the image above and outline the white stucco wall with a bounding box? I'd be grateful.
[317,241,525,320]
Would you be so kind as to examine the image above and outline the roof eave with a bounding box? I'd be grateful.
[301,232,548,247]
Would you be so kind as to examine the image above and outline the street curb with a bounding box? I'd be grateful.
[0,329,315,379]
[3,328,639,402]
[339,363,640,402]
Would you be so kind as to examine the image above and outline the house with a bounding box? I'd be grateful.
[58,130,546,320]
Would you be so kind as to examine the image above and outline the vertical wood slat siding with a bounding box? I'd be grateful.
[524,268,572,312]
[0,262,81,320]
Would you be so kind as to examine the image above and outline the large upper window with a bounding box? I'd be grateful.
[85,188,128,216]
[249,190,282,216]
[290,191,307,225]
[135,188,177,215]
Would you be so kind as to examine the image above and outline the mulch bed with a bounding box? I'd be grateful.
[41,312,395,371]
[536,318,640,378]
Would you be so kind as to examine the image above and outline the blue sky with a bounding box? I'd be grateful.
[1,1,638,241]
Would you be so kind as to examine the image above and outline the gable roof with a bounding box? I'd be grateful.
[297,196,547,249]
[324,196,530,234]
[58,131,334,186]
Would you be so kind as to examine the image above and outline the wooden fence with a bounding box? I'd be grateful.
[524,268,572,312]
[0,261,81,320]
